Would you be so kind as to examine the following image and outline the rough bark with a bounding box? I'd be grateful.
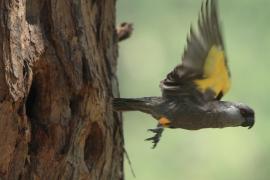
[0,0,124,179]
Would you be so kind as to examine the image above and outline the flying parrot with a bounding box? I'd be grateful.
[114,0,255,148]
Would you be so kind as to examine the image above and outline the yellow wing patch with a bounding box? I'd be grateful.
[194,45,231,97]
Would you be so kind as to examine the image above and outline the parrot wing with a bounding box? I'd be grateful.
[160,0,231,101]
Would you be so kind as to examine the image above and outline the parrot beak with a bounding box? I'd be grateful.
[241,117,255,129]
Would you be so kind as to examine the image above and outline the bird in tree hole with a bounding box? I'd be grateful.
[113,0,255,148]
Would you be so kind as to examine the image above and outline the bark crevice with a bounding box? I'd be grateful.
[84,122,104,172]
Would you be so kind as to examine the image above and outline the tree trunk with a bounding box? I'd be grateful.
[0,0,123,179]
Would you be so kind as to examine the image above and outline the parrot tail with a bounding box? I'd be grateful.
[113,97,160,114]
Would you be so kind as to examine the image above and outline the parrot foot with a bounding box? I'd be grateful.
[145,126,164,149]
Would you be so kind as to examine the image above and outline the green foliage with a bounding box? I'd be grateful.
[117,0,270,179]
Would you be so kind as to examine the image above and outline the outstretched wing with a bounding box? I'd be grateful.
[160,0,230,101]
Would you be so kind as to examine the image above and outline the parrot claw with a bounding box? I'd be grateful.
[145,126,164,149]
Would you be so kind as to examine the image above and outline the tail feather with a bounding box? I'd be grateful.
[113,97,158,113]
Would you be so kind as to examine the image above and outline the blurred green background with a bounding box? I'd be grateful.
[117,0,270,179]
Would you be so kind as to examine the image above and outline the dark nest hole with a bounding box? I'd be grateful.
[25,78,48,155]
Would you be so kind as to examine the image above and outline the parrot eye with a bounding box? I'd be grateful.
[239,107,255,129]
[239,107,254,118]
[239,108,247,115]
